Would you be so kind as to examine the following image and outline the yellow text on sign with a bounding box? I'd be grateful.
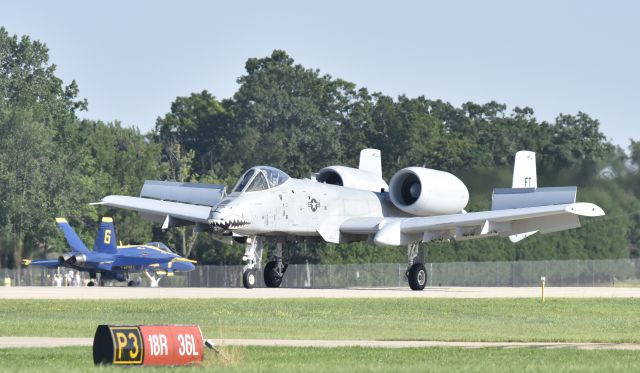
[111,327,143,365]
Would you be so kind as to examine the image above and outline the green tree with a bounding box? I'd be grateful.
[0,27,86,122]
[231,50,346,177]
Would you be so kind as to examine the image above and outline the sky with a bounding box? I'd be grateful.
[1,1,638,149]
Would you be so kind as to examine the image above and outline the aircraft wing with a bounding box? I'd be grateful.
[95,180,224,228]
[22,259,59,268]
[340,202,604,246]
[95,196,212,227]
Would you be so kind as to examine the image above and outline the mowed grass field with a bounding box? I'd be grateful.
[1,298,639,372]
[0,298,638,342]
[0,346,639,373]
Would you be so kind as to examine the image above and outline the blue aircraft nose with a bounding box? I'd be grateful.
[173,261,196,272]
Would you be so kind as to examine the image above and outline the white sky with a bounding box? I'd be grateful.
[1,0,638,149]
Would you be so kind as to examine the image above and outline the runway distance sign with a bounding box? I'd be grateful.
[93,324,204,366]
[140,325,203,365]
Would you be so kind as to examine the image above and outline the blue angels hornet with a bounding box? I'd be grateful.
[22,217,196,286]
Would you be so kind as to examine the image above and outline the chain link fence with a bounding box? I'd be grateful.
[2,259,640,288]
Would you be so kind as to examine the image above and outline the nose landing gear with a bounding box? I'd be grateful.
[241,237,263,289]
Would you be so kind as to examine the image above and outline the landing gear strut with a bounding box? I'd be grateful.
[241,236,263,289]
[88,272,97,287]
[264,241,288,288]
[406,242,427,291]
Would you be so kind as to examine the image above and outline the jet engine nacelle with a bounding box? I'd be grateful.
[389,167,469,215]
[316,166,388,192]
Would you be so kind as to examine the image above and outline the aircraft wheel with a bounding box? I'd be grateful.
[264,261,283,288]
[242,269,257,289]
[408,263,427,291]
[87,281,95,287]
[127,280,136,287]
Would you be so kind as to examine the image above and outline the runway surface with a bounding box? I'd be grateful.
[1,286,640,299]
[1,337,640,350]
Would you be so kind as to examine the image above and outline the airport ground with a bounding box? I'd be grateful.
[1,287,639,372]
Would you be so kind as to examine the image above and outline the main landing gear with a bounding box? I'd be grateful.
[88,272,97,287]
[241,237,289,289]
[406,242,427,291]
[264,241,288,288]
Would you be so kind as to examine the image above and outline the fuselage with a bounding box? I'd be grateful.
[66,244,195,277]
[209,177,409,237]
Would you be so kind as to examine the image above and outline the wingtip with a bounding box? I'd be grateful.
[566,203,605,217]
[55,218,67,223]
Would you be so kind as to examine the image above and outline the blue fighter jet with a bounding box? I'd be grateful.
[22,217,196,286]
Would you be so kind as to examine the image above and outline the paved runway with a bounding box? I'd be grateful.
[1,337,640,350]
[1,286,640,299]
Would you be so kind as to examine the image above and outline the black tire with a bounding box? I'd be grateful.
[408,263,427,291]
[127,280,136,287]
[242,269,257,289]
[87,281,95,287]
[264,261,283,288]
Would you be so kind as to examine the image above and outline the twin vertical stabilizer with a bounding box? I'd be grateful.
[359,149,383,179]
[56,217,118,254]
[512,151,537,188]
[509,151,538,242]
[94,217,118,254]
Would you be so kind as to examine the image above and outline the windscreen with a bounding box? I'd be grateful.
[232,169,255,193]
[146,242,174,253]
[246,172,269,192]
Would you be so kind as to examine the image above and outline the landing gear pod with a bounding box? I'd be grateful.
[93,325,204,366]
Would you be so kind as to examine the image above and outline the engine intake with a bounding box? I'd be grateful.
[316,166,388,192]
[389,167,469,215]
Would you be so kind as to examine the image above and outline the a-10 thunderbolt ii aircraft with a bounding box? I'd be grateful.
[22,217,196,286]
[97,149,604,290]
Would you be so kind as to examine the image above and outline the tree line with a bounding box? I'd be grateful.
[1,28,638,268]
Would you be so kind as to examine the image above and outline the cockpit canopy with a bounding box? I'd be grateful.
[146,242,175,254]
[232,166,289,193]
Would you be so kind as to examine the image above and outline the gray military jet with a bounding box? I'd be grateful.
[97,149,604,290]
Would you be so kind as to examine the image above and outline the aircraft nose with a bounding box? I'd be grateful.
[173,261,196,272]
[208,209,250,229]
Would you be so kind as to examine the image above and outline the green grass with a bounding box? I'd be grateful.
[0,346,639,373]
[0,298,638,342]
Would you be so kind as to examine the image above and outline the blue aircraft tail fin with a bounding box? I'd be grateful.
[94,217,118,254]
[56,218,90,253]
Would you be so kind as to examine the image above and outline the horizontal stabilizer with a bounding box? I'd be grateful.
[22,259,59,268]
[140,180,225,207]
[492,187,577,211]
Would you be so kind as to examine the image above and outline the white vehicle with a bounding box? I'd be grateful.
[98,149,604,290]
